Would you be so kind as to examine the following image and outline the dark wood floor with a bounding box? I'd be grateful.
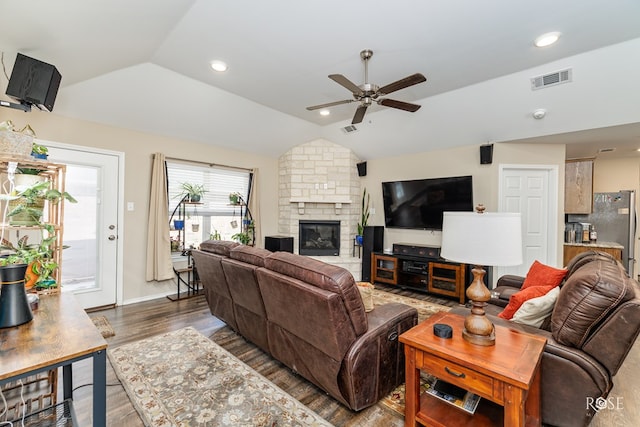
[62,285,639,426]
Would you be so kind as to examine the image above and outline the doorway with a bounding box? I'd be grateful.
[496,164,560,281]
[46,142,123,309]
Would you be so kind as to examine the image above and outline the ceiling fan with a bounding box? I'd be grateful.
[307,49,427,125]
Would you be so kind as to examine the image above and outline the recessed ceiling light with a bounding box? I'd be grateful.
[534,32,561,48]
[210,60,228,72]
[319,109,330,116]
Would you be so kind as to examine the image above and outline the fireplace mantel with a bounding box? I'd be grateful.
[289,197,352,214]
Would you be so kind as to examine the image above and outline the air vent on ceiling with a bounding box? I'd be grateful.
[530,68,572,90]
[598,148,616,153]
[341,124,358,133]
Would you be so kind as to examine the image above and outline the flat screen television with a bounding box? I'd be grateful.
[382,175,473,230]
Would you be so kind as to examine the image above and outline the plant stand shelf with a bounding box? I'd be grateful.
[167,252,203,301]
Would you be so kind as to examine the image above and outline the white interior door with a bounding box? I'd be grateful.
[46,143,123,309]
[497,165,559,282]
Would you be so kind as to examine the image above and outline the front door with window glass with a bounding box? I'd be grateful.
[47,144,121,309]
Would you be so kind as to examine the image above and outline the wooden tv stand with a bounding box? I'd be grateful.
[371,252,467,304]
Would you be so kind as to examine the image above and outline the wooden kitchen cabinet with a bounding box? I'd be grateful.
[565,159,593,214]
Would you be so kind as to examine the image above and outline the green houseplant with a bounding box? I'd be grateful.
[8,179,77,226]
[356,188,370,245]
[229,192,241,205]
[31,142,49,159]
[178,182,206,202]
[231,231,251,245]
[0,224,61,289]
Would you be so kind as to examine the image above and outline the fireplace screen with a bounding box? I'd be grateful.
[299,220,340,256]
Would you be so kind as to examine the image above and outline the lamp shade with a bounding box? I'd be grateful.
[440,211,523,266]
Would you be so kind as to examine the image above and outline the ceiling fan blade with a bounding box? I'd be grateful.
[306,99,354,111]
[378,98,422,112]
[329,74,363,95]
[352,105,368,124]
[378,73,427,96]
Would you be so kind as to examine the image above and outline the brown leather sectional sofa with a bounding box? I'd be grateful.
[191,240,418,411]
[451,251,640,427]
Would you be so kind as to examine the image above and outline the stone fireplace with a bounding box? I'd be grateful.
[278,139,362,279]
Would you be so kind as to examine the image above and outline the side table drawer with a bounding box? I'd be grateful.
[419,354,495,400]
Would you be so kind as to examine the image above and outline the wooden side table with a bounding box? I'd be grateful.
[1,292,108,427]
[400,311,546,427]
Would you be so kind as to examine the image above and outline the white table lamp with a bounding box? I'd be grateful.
[440,205,523,346]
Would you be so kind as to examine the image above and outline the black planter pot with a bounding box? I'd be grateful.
[0,264,34,328]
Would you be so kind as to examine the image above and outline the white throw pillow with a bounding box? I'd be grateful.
[511,286,560,328]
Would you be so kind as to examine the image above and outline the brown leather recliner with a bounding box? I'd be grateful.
[193,240,240,331]
[220,245,272,354]
[458,251,640,427]
[193,241,418,411]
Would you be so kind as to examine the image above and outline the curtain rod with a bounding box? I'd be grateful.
[163,155,252,173]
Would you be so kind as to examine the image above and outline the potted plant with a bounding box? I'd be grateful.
[231,231,251,245]
[229,192,242,205]
[0,224,60,291]
[178,182,206,202]
[31,142,49,160]
[356,188,370,245]
[8,179,77,226]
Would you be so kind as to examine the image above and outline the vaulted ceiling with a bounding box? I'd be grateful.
[2,0,640,159]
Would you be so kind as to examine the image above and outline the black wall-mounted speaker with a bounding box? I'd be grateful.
[357,161,367,177]
[6,53,62,112]
[480,144,493,165]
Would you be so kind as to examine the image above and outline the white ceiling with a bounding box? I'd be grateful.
[2,0,640,159]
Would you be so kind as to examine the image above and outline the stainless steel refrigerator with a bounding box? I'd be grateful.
[568,190,636,274]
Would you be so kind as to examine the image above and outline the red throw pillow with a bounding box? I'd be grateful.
[520,260,568,291]
[498,285,555,320]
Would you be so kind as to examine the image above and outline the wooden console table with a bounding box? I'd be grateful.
[400,312,546,427]
[0,292,108,427]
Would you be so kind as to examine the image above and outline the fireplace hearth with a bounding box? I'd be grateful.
[299,220,340,256]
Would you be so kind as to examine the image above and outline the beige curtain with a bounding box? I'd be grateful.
[145,153,174,281]
[248,168,261,247]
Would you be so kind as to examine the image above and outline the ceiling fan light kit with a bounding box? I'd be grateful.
[307,50,427,124]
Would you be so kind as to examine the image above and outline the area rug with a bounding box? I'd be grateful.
[372,288,451,322]
[379,376,432,417]
[91,315,116,338]
[109,326,333,427]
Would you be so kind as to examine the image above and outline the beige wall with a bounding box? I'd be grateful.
[359,142,566,265]
[2,110,279,303]
[2,109,571,302]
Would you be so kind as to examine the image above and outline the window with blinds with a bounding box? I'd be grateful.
[166,161,251,247]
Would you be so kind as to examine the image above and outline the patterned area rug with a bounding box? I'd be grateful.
[109,327,332,427]
[91,315,115,338]
[379,376,433,418]
[372,288,450,322]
